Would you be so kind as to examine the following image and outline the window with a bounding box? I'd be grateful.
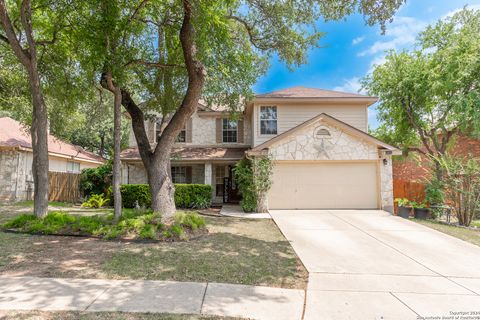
[67,161,80,173]
[176,126,186,143]
[222,119,237,143]
[260,106,277,135]
[171,166,187,184]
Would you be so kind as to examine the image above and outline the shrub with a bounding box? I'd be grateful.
[174,184,212,208]
[139,224,157,239]
[82,193,110,208]
[120,184,152,208]
[439,156,480,226]
[3,214,37,229]
[80,164,112,197]
[120,184,212,209]
[233,159,257,212]
[174,212,206,230]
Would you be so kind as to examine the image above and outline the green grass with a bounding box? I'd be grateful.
[101,217,307,289]
[413,219,480,247]
[12,201,74,207]
[0,311,244,320]
[471,220,480,228]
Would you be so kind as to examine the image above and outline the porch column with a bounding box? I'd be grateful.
[204,162,212,186]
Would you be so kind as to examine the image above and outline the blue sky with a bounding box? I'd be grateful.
[253,1,480,129]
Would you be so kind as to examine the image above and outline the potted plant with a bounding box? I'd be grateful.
[411,202,429,220]
[395,198,411,219]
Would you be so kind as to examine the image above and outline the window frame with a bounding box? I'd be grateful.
[66,161,80,173]
[171,166,187,184]
[259,106,278,135]
[175,126,187,143]
[222,119,238,143]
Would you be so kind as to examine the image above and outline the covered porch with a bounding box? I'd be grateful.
[120,146,247,205]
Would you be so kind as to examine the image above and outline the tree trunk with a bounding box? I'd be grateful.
[112,87,122,221]
[146,162,175,219]
[116,1,206,224]
[0,0,49,218]
[29,68,49,218]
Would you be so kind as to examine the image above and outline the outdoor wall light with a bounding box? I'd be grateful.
[383,158,388,166]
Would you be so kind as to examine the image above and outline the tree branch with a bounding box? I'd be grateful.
[0,0,30,65]
[124,59,183,69]
[154,0,206,158]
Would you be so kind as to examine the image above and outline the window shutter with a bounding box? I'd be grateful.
[237,120,244,143]
[186,166,193,184]
[186,118,193,143]
[216,118,222,143]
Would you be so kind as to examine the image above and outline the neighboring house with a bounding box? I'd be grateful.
[120,86,400,212]
[0,117,104,202]
[393,134,480,183]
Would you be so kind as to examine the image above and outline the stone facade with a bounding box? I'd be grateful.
[380,155,394,213]
[269,120,378,161]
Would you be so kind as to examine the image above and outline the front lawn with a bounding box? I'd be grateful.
[0,204,307,289]
[0,311,244,320]
[413,219,480,247]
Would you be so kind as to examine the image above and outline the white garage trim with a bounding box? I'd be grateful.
[268,160,380,210]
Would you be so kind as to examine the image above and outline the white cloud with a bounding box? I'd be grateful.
[352,36,365,46]
[443,4,480,19]
[333,77,365,94]
[358,16,427,57]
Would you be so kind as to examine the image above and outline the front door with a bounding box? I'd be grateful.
[223,165,240,203]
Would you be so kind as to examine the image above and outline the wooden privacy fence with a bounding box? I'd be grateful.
[48,172,81,203]
[393,180,425,213]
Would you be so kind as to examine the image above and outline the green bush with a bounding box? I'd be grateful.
[174,184,212,209]
[120,184,152,208]
[81,193,110,208]
[175,212,206,230]
[120,184,212,209]
[3,209,204,241]
[80,164,112,197]
[233,159,257,212]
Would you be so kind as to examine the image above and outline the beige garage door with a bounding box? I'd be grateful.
[268,162,379,210]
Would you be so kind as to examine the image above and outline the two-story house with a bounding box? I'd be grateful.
[120,86,400,212]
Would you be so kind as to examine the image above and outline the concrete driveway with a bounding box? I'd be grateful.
[270,210,480,320]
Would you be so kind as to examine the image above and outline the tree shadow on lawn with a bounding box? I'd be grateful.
[102,231,307,289]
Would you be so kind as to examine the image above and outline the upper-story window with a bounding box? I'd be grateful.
[176,126,187,143]
[260,106,277,135]
[222,119,238,143]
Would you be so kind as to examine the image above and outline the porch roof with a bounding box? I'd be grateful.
[121,147,247,162]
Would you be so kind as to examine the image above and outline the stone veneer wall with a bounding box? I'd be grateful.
[269,120,378,161]
[0,150,29,201]
[380,155,394,213]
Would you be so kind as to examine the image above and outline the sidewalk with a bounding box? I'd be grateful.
[220,205,271,219]
[0,276,305,320]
